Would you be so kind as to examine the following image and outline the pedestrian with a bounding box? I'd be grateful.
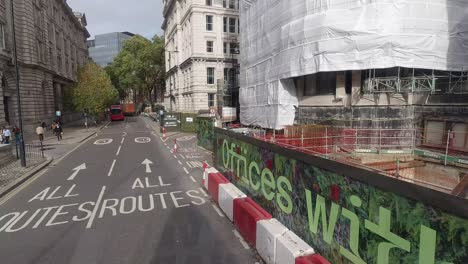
[3,127,11,144]
[12,126,20,144]
[54,123,63,141]
[41,121,47,132]
[36,123,45,143]
[51,121,57,136]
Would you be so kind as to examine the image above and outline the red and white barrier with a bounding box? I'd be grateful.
[203,167,219,189]
[256,219,288,264]
[295,254,331,264]
[219,183,246,221]
[208,173,230,203]
[233,197,272,245]
[201,169,330,264]
[276,231,315,264]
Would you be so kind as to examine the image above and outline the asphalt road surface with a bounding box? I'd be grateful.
[0,116,259,264]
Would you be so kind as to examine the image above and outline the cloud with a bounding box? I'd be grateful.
[67,0,164,39]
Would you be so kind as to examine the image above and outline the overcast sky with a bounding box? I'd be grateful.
[68,0,164,40]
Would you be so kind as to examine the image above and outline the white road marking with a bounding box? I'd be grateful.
[183,167,189,174]
[173,155,177,159]
[212,204,225,217]
[116,146,122,156]
[178,160,182,165]
[135,137,151,144]
[67,163,87,181]
[233,230,250,249]
[0,169,48,206]
[107,159,117,176]
[94,139,113,145]
[86,186,106,229]
[190,176,197,183]
[121,137,125,144]
[180,155,185,159]
[142,159,153,173]
[166,146,170,149]
[186,162,193,168]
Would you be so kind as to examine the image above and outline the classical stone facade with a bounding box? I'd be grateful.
[162,0,239,113]
[0,0,89,132]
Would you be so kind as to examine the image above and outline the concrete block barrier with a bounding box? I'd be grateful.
[295,254,331,264]
[208,172,230,203]
[256,219,289,264]
[203,167,219,189]
[276,231,315,264]
[218,183,246,221]
[233,197,272,246]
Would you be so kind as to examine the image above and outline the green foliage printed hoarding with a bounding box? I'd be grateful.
[215,134,468,264]
[197,117,214,151]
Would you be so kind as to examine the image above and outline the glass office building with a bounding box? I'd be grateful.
[88,32,134,67]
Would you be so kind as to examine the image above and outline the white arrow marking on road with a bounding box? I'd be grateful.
[67,163,87,181]
[142,159,153,173]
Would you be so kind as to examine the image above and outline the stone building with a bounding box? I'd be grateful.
[162,0,240,114]
[0,0,89,132]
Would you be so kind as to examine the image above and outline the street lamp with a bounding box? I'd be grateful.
[10,0,26,167]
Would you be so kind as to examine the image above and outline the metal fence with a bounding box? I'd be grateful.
[12,142,45,163]
[245,125,468,194]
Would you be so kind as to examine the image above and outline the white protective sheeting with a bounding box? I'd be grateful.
[239,0,468,129]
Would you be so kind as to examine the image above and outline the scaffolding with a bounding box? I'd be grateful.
[363,67,468,94]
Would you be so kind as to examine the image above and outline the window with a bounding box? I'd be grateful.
[230,43,238,54]
[207,67,215,84]
[208,93,215,107]
[224,0,237,9]
[206,41,213,53]
[301,72,337,96]
[206,15,213,31]
[0,24,4,49]
[223,17,227,33]
[229,18,236,33]
[206,0,212,6]
[223,42,228,54]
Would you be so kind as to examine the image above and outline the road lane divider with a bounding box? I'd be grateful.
[86,186,106,229]
[200,167,331,264]
[116,146,122,156]
[183,167,189,175]
[190,176,196,183]
[107,160,116,176]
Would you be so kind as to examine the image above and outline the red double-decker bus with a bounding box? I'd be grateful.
[110,105,125,121]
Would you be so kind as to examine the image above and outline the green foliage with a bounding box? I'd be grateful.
[70,62,118,116]
[106,35,165,103]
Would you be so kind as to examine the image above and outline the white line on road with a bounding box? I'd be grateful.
[212,204,225,217]
[187,162,193,168]
[116,146,122,156]
[107,159,116,176]
[183,167,189,174]
[121,137,125,144]
[166,146,170,149]
[173,155,177,159]
[180,155,185,159]
[178,160,182,165]
[233,230,250,249]
[86,186,106,229]
[190,176,197,183]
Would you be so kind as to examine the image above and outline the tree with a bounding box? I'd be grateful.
[107,35,165,105]
[71,62,119,116]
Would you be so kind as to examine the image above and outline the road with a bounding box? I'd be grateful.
[0,117,259,264]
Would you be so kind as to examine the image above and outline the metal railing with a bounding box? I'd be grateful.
[13,141,45,163]
[245,125,468,194]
